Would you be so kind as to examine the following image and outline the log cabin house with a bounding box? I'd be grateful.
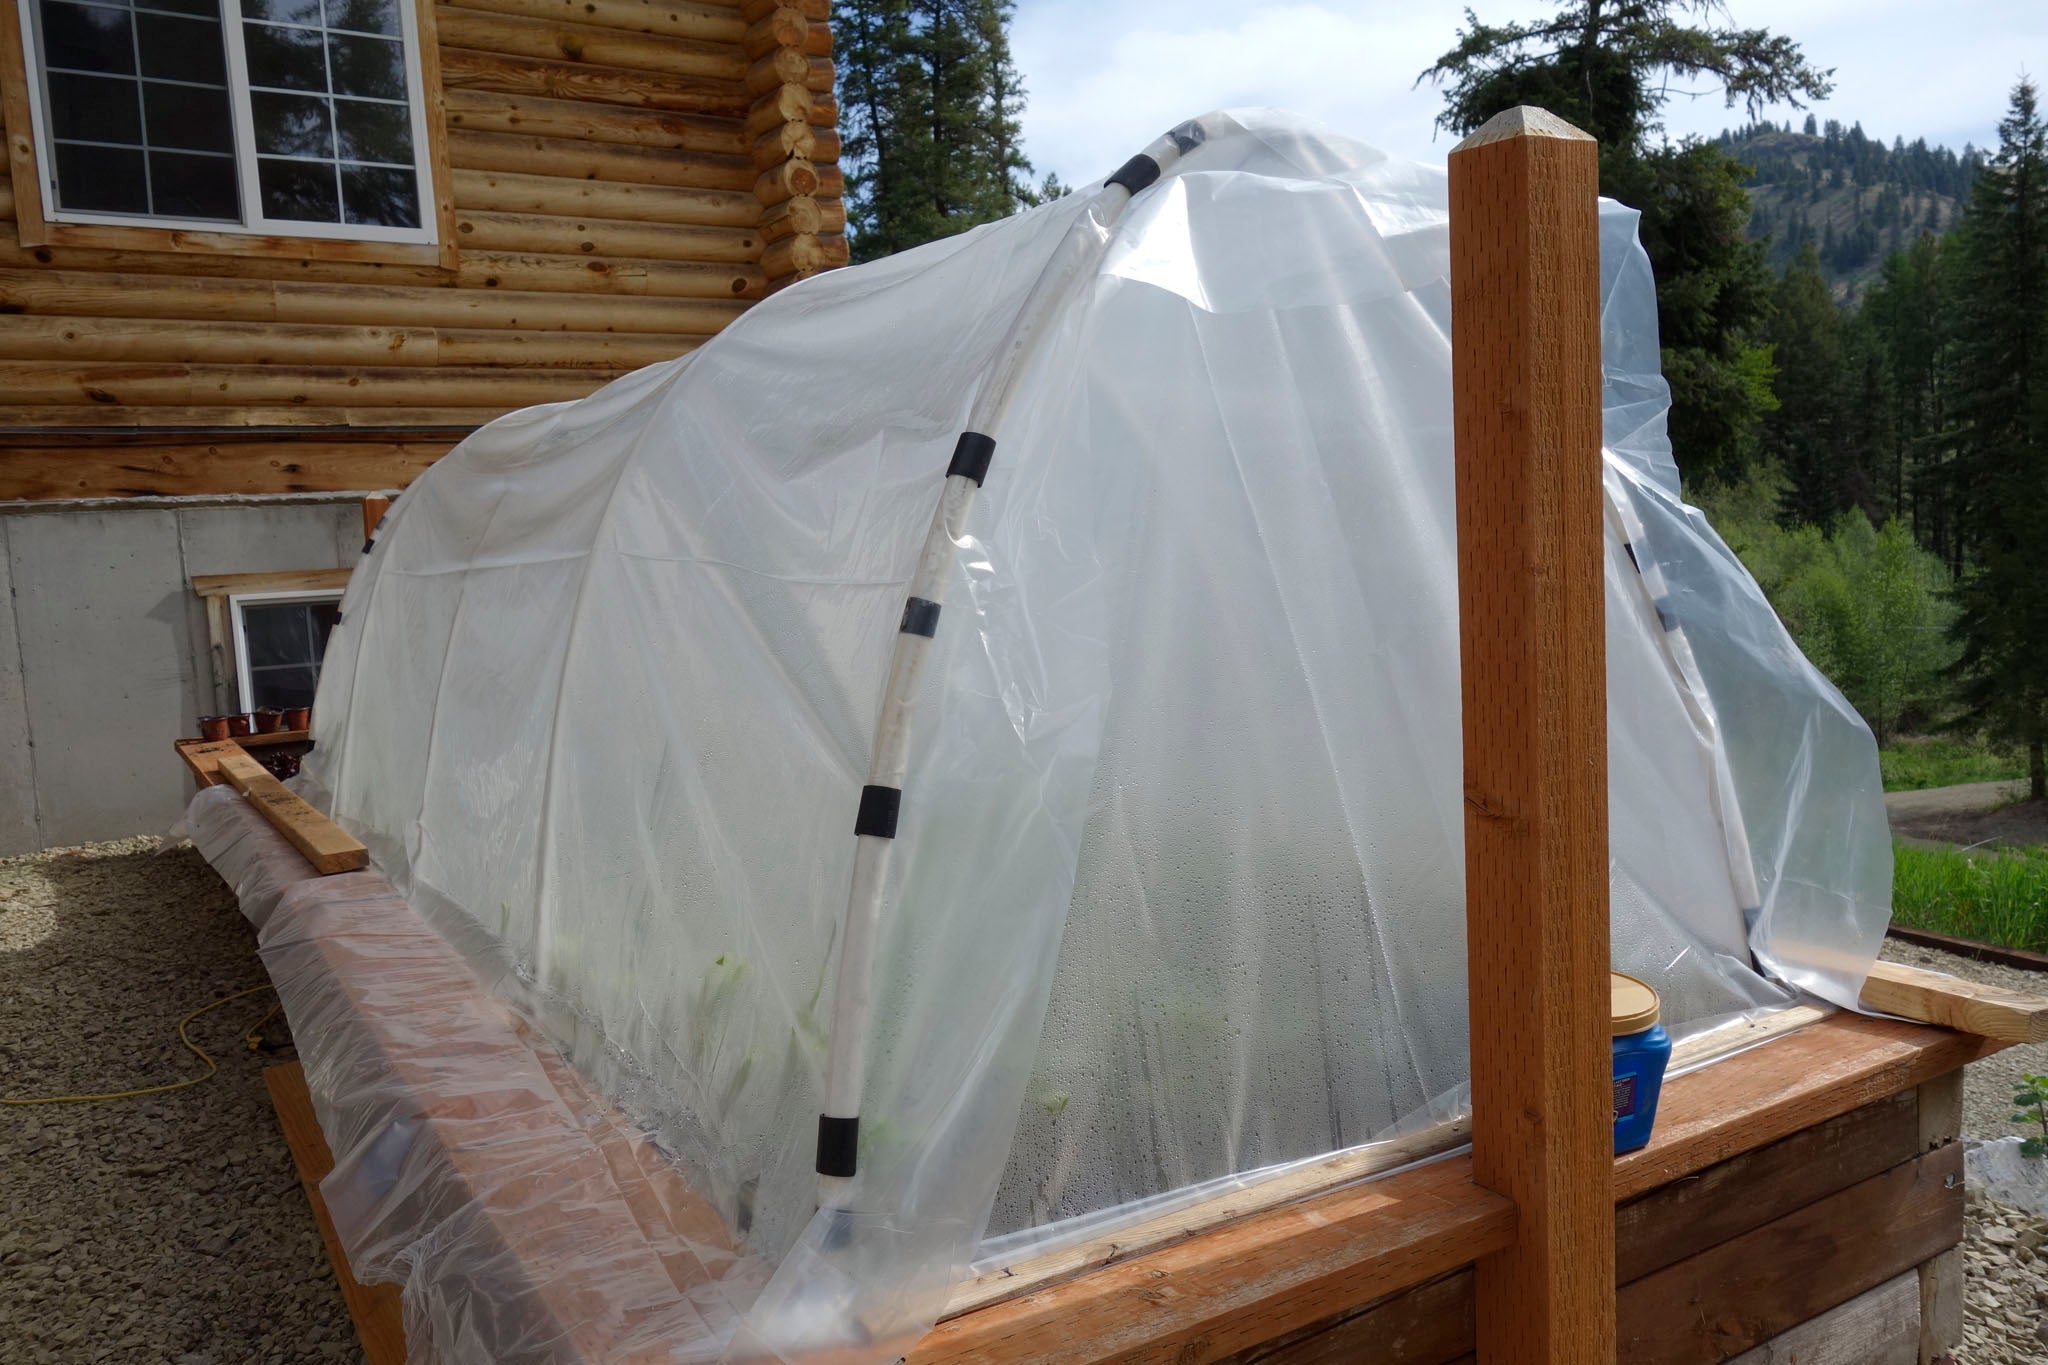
[0,0,843,850]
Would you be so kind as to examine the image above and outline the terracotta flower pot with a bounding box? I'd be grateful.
[224,713,253,737]
[253,708,285,734]
[198,716,229,741]
[283,706,312,731]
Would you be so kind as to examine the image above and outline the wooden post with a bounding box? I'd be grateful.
[362,494,390,546]
[1449,106,1613,1364]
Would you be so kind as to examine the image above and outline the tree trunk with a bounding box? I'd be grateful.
[2031,737,2045,802]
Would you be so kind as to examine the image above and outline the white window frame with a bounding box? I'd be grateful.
[228,587,344,714]
[15,0,437,244]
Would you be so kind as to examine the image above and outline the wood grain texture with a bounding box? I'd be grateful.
[1615,1143,1962,1363]
[906,1155,1516,1365]
[1447,106,1611,1365]
[217,748,369,873]
[265,1063,409,1365]
[1918,1246,1962,1365]
[1614,1015,2002,1202]
[1215,1269,1475,1365]
[1723,1270,1920,1365]
[0,440,455,499]
[1862,958,2048,1042]
[1,0,796,459]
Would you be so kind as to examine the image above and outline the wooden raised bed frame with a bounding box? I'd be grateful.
[232,104,2048,1363]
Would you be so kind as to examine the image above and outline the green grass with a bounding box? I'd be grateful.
[1878,737,2028,792]
[1892,837,2048,951]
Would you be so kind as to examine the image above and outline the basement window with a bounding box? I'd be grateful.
[230,589,343,712]
[16,0,434,241]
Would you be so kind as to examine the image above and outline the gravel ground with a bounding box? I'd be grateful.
[0,837,360,1365]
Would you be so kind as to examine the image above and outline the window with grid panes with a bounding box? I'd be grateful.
[17,0,433,240]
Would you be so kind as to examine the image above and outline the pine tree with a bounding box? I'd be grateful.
[835,0,1037,262]
[1421,0,1832,485]
[1764,244,1848,523]
[1946,79,2048,797]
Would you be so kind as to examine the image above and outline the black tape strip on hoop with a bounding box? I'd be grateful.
[816,1114,859,1177]
[1107,153,1161,195]
[854,784,901,839]
[900,596,941,638]
[947,431,996,485]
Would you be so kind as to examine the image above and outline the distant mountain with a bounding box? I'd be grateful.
[1717,119,1984,299]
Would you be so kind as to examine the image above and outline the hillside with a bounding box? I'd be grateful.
[1717,120,1983,299]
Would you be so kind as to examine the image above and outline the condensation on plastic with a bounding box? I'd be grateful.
[222,109,1887,1362]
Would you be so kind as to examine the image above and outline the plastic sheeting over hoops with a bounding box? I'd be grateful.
[273,109,1887,1361]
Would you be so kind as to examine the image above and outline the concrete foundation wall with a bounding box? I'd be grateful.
[0,499,361,853]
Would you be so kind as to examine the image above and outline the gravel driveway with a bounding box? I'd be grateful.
[0,837,359,1365]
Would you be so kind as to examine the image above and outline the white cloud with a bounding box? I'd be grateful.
[1012,0,2043,185]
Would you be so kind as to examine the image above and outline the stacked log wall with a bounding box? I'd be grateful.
[0,0,846,494]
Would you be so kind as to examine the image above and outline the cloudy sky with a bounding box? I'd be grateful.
[1012,0,2044,185]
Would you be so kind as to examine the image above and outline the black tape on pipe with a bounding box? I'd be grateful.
[1107,153,1160,195]
[854,784,901,839]
[946,431,996,485]
[816,1114,859,1177]
[900,596,941,638]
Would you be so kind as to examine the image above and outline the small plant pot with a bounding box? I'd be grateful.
[224,713,253,737]
[253,708,285,734]
[198,716,229,741]
[283,706,312,731]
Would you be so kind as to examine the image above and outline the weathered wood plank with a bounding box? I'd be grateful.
[1723,1270,1920,1365]
[1614,1088,1919,1283]
[217,748,368,874]
[1918,1246,1962,1365]
[265,1063,409,1365]
[1448,105,1612,1365]
[1216,1269,1474,1365]
[1862,958,2048,1042]
[1615,1143,1962,1364]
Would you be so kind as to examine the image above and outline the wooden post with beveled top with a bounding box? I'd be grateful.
[1449,106,1614,1364]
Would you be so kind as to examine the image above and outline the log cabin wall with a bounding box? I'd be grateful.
[0,0,846,500]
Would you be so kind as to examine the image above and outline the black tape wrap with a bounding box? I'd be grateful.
[946,431,996,485]
[362,538,375,555]
[900,596,941,638]
[1107,153,1160,195]
[816,1114,859,1177]
[854,784,900,839]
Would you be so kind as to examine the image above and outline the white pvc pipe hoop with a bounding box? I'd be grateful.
[815,120,1212,1208]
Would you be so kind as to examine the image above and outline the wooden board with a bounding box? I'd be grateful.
[1723,1269,1919,1365]
[1615,1142,1961,1363]
[1216,1268,1475,1365]
[1861,958,2048,1042]
[175,732,312,787]
[265,1062,409,1365]
[1447,105,1611,1365]
[905,1154,1517,1365]
[216,748,368,873]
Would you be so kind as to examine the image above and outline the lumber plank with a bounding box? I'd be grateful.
[215,748,368,874]
[1861,958,2048,1042]
[906,1156,1517,1365]
[1614,1143,1962,1363]
[1448,105,1611,1365]
[192,569,357,598]
[1613,1088,1919,1283]
[1616,1013,2003,1202]
[265,1063,408,1365]
[175,738,245,788]
[1215,1268,1475,1365]
[1723,1270,1920,1365]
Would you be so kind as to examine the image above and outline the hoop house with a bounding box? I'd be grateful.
[296,109,1891,1361]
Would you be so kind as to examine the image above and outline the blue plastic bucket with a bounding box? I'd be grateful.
[1612,971,1670,1154]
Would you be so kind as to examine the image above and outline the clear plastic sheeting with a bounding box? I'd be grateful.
[273,109,1889,1362]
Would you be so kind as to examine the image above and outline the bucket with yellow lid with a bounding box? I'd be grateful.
[1611,971,1670,1154]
